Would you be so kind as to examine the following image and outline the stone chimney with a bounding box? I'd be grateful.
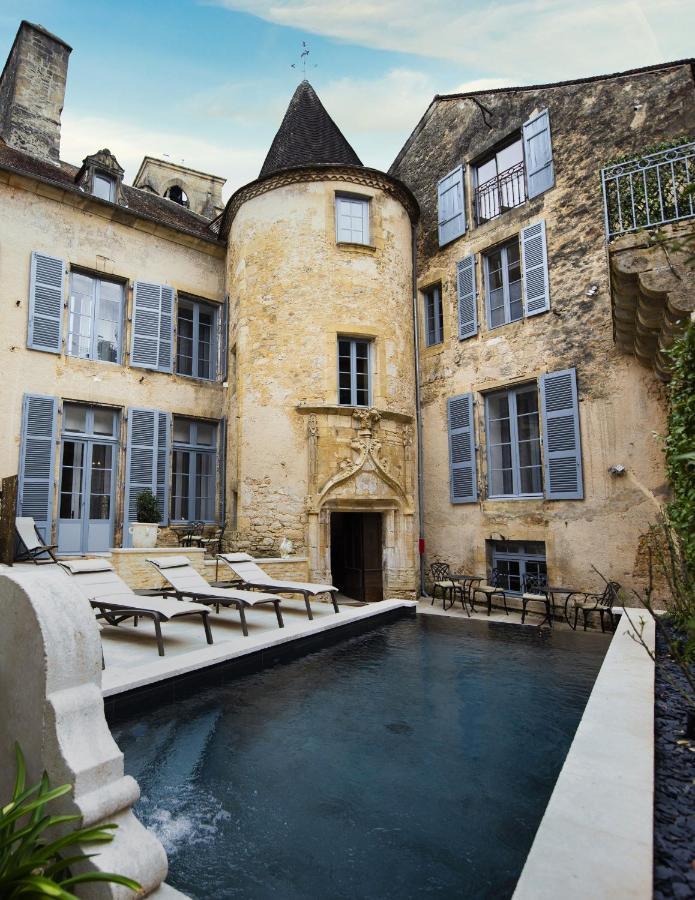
[0,21,71,165]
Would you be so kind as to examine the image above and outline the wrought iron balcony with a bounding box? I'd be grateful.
[601,140,695,239]
[475,161,526,224]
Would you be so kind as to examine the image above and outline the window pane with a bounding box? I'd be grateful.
[177,305,194,376]
[59,441,85,518]
[171,450,190,520]
[173,418,191,444]
[476,158,497,185]
[96,281,121,362]
[196,423,215,446]
[93,173,115,201]
[197,308,213,379]
[496,139,523,172]
[93,408,115,436]
[63,405,87,433]
[68,275,94,359]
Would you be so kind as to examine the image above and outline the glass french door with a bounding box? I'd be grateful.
[57,405,118,554]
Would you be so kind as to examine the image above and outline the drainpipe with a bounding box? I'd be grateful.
[411,227,427,599]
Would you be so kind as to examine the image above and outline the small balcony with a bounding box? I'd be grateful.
[601,140,695,239]
[474,161,526,224]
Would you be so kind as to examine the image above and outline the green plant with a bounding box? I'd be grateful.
[0,744,141,898]
[665,322,695,577]
[135,489,160,524]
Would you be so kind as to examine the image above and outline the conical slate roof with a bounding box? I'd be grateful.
[259,81,362,177]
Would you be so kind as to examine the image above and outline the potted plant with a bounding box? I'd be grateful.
[128,489,160,548]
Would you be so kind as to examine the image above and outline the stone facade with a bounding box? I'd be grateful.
[390,64,695,593]
[226,171,419,597]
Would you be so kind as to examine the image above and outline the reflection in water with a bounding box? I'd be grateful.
[112,617,609,900]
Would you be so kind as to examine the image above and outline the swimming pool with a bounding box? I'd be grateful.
[110,615,609,899]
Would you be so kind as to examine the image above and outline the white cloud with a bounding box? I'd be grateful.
[212,0,693,81]
[321,69,434,134]
[60,111,265,196]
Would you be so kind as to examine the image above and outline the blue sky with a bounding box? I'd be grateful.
[0,1,691,196]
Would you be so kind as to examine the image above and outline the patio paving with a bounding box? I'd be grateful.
[100,593,415,696]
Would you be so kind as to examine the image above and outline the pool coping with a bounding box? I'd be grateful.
[513,606,655,900]
[103,599,417,714]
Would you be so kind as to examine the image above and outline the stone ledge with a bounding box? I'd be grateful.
[513,607,654,899]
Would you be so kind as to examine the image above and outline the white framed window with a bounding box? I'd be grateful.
[67,272,123,363]
[484,238,522,329]
[176,297,217,380]
[92,172,116,202]
[171,418,217,522]
[485,384,543,498]
[423,284,443,346]
[336,195,370,245]
[338,337,371,406]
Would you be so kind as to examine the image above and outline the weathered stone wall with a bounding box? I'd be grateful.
[227,175,419,594]
[0,22,71,165]
[390,64,695,593]
[0,172,226,546]
[133,157,226,219]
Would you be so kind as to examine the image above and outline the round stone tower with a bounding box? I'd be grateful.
[221,81,420,600]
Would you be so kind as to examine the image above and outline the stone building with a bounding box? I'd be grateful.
[389,61,695,593]
[1,18,693,601]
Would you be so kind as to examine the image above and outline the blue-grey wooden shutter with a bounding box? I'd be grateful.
[130,282,175,372]
[539,368,583,500]
[456,254,477,339]
[27,252,64,353]
[447,393,477,503]
[217,417,227,523]
[218,295,229,382]
[17,393,58,540]
[521,220,550,316]
[523,110,554,199]
[123,408,170,540]
[438,165,466,246]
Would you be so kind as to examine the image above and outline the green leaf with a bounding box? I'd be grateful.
[61,871,141,891]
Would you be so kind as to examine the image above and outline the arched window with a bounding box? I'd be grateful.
[164,185,190,208]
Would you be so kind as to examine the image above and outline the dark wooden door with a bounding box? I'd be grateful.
[330,512,383,603]
[361,514,383,602]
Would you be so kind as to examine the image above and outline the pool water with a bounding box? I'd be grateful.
[111,615,609,899]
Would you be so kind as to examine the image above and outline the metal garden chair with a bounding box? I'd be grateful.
[429,562,455,607]
[521,573,552,626]
[571,581,621,632]
[471,568,509,617]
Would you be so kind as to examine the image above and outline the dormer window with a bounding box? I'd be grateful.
[76,149,124,205]
[92,172,116,202]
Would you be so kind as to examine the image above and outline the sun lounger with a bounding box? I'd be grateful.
[15,516,59,564]
[59,558,213,656]
[217,552,339,620]
[146,555,284,636]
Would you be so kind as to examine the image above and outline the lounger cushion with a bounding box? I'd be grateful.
[97,595,209,619]
[61,558,113,574]
[146,555,191,569]
[220,552,254,563]
[187,586,282,607]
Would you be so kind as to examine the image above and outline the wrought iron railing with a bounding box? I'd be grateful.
[601,140,695,238]
[475,161,526,224]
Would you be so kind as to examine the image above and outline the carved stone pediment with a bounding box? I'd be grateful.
[301,405,414,514]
